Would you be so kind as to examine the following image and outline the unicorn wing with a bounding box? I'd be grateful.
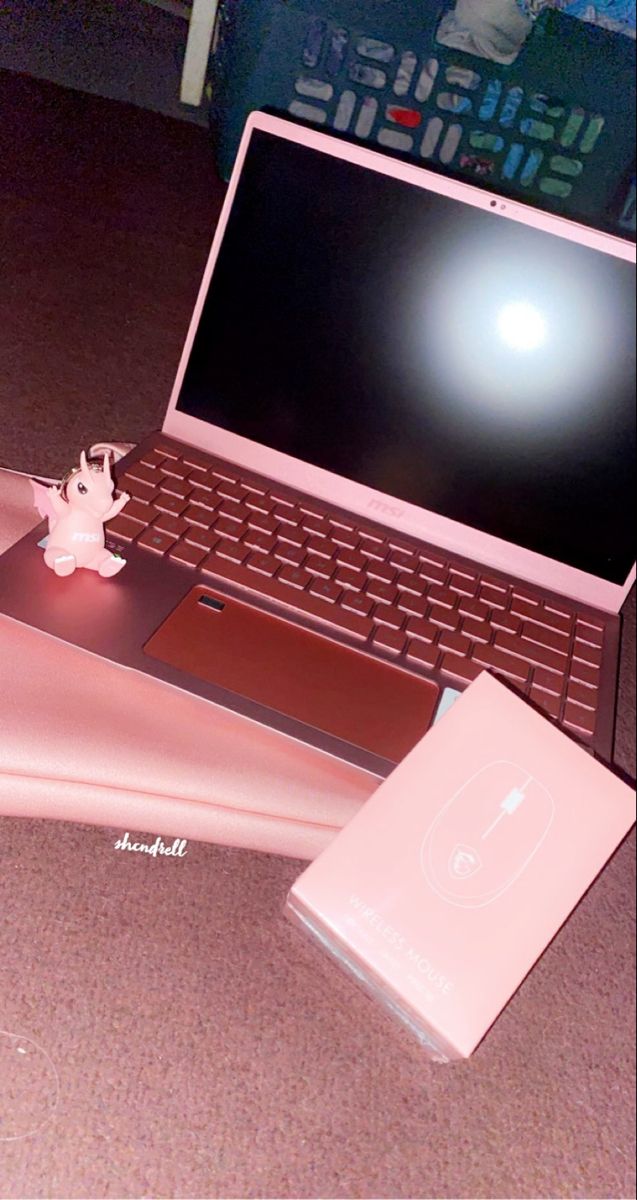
[31,479,65,532]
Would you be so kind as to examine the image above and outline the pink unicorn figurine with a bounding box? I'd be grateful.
[32,450,130,577]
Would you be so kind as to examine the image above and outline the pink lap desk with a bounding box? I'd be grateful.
[0,468,376,859]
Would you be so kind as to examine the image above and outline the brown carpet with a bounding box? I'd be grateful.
[0,71,635,1200]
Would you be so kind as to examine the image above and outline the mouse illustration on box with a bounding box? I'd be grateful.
[31,450,130,577]
[421,760,555,907]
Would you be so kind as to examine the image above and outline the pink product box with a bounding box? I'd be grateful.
[286,673,636,1062]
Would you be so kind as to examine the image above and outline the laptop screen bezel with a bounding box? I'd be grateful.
[164,111,636,614]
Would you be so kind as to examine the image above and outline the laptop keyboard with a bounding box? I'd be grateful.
[107,441,606,744]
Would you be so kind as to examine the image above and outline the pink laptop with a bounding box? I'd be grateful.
[0,112,634,777]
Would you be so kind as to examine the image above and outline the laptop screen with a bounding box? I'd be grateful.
[175,130,636,585]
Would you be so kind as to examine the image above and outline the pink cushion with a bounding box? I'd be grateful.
[0,469,376,858]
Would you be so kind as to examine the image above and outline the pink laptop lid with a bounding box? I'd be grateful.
[164,112,636,614]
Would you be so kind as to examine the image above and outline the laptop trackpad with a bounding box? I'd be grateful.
[144,584,439,763]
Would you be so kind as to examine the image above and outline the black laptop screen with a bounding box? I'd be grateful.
[175,130,636,584]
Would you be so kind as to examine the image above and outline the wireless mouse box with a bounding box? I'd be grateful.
[286,672,636,1061]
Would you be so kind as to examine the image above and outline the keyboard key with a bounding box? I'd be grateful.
[106,514,145,541]
[331,527,359,550]
[304,554,335,579]
[160,460,191,480]
[521,621,569,654]
[459,597,491,621]
[461,616,491,643]
[390,549,420,572]
[244,531,277,555]
[373,627,407,656]
[122,498,157,525]
[563,701,596,737]
[168,541,207,568]
[471,643,530,683]
[211,467,238,484]
[494,631,566,673]
[479,585,507,609]
[533,667,563,695]
[180,449,211,469]
[119,476,158,504]
[213,538,246,563]
[406,641,439,672]
[184,526,219,552]
[199,555,373,641]
[126,462,163,488]
[306,535,338,559]
[567,681,598,710]
[186,467,212,490]
[430,607,461,631]
[188,487,217,509]
[341,592,374,617]
[154,493,188,516]
[358,536,388,560]
[246,553,278,577]
[278,566,312,590]
[570,659,600,688]
[405,617,437,643]
[397,593,428,618]
[139,448,166,469]
[274,504,303,526]
[153,513,189,538]
[216,480,248,503]
[159,475,194,500]
[184,504,213,528]
[335,566,366,591]
[213,518,247,541]
[573,640,602,668]
[247,512,279,535]
[278,526,308,548]
[439,654,482,685]
[337,548,368,572]
[303,515,333,538]
[373,605,404,629]
[428,585,457,609]
[449,572,478,596]
[418,561,447,586]
[309,578,341,604]
[511,597,571,633]
[137,528,178,555]
[153,443,180,459]
[438,630,472,657]
[489,609,521,635]
[530,688,561,719]
[248,494,276,515]
[395,571,424,595]
[274,543,305,567]
[366,579,398,605]
[575,619,604,647]
[217,500,250,523]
